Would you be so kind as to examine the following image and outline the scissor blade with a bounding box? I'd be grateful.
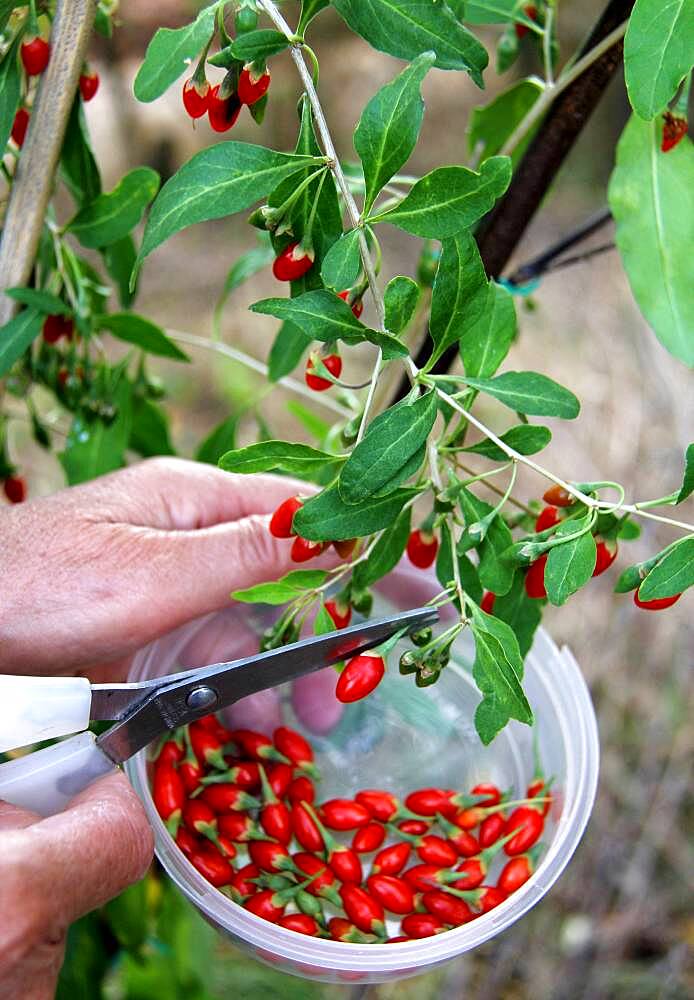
[97,607,438,764]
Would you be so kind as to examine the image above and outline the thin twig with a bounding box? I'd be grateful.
[166,329,352,418]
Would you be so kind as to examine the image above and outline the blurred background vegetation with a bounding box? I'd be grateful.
[30,0,692,996]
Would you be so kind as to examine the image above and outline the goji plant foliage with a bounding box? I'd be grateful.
[0,0,693,747]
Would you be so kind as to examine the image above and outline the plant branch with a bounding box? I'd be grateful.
[0,0,97,325]
[166,329,352,418]
[257,0,388,443]
[429,383,694,534]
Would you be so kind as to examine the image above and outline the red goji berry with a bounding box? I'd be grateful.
[324,598,352,630]
[179,760,203,794]
[291,536,327,562]
[229,862,260,901]
[525,555,548,600]
[593,537,618,577]
[661,112,688,153]
[79,70,99,102]
[406,529,438,569]
[11,108,29,146]
[470,782,502,807]
[43,314,73,343]
[356,789,400,823]
[633,590,681,611]
[238,63,271,105]
[480,591,496,614]
[372,841,412,876]
[366,874,414,915]
[498,855,533,894]
[352,821,386,853]
[231,729,290,764]
[269,495,302,538]
[189,722,227,769]
[189,845,233,887]
[273,241,314,282]
[535,506,560,533]
[422,889,474,926]
[526,778,552,817]
[504,806,544,855]
[245,888,285,923]
[328,917,374,943]
[287,775,315,807]
[402,863,442,893]
[479,812,506,848]
[405,788,456,818]
[335,653,385,703]
[292,802,324,853]
[183,800,219,840]
[435,813,480,857]
[305,351,342,391]
[398,818,430,836]
[200,783,260,813]
[278,913,320,936]
[338,289,364,318]
[401,913,444,938]
[340,884,385,935]
[207,84,241,132]
[320,798,371,831]
[292,852,341,906]
[248,840,293,874]
[155,739,185,768]
[257,765,292,844]
[182,77,210,118]
[21,36,50,76]
[218,813,264,843]
[153,763,184,834]
[542,484,574,507]
[175,826,198,857]
[333,538,358,559]
[478,885,508,913]
[273,726,316,773]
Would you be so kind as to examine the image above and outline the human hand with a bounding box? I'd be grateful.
[0,772,153,1000]
[0,457,331,680]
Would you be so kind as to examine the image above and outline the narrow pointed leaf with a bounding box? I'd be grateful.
[68,167,160,249]
[134,4,218,102]
[463,371,580,418]
[294,484,420,541]
[384,276,420,334]
[429,233,488,364]
[462,424,552,461]
[624,0,694,119]
[353,507,412,590]
[460,281,516,377]
[98,313,189,361]
[638,537,694,600]
[545,518,597,607]
[676,444,694,503]
[0,310,42,376]
[218,441,345,479]
[320,230,362,290]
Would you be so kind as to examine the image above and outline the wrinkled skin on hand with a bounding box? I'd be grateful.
[0,458,336,996]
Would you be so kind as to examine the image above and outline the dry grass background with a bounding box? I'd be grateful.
[21,1,694,996]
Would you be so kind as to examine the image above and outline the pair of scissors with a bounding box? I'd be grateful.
[0,606,438,817]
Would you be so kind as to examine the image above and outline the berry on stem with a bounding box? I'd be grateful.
[305,351,342,391]
[21,35,50,76]
[535,506,560,533]
[269,495,302,538]
[525,555,548,599]
[182,77,210,119]
[3,475,27,504]
[42,314,73,344]
[333,538,358,559]
[542,485,574,507]
[272,241,315,282]
[633,590,682,611]
[661,112,688,153]
[338,289,364,318]
[593,537,618,577]
[480,591,496,614]
[335,652,385,703]
[207,84,241,132]
[79,71,99,102]
[291,536,326,562]
[325,597,352,629]
[238,63,271,105]
[407,529,439,569]
[11,108,29,146]
[352,821,386,853]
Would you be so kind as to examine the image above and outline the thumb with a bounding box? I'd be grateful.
[139,512,341,633]
[23,771,153,927]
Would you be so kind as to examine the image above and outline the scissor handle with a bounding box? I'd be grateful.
[0,733,116,816]
[0,675,93,754]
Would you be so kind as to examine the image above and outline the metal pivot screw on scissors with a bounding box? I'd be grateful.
[0,607,438,817]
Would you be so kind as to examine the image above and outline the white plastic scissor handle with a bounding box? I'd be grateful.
[0,674,93,753]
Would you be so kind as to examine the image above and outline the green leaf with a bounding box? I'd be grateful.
[320,230,362,290]
[429,232,488,364]
[384,276,420,334]
[5,288,70,316]
[67,168,160,249]
[128,397,175,457]
[615,554,661,593]
[268,322,311,381]
[232,569,328,605]
[332,0,488,82]
[353,506,412,590]
[474,694,512,746]
[471,612,533,726]
[97,313,189,361]
[0,36,21,153]
[463,370,580,418]
[624,0,694,119]
[196,414,239,465]
[608,115,694,367]
[463,424,552,461]
[229,29,289,61]
[458,487,515,595]
[372,442,426,496]
[135,143,321,276]
[294,483,420,541]
[133,3,217,102]
[354,52,435,214]
[638,536,694,600]
[460,280,516,377]
[218,440,345,479]
[544,518,597,606]
[251,290,409,359]
[338,392,438,503]
[60,379,132,485]
[0,310,42,376]
[492,571,542,658]
[369,158,512,238]
[60,97,101,207]
[676,444,694,503]
[468,77,543,164]
[459,0,540,30]
[299,0,331,34]
[103,235,139,309]
[222,242,275,297]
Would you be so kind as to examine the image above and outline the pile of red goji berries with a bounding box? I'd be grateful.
[152,718,551,941]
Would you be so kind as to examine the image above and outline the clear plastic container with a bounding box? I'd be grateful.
[125,569,599,984]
